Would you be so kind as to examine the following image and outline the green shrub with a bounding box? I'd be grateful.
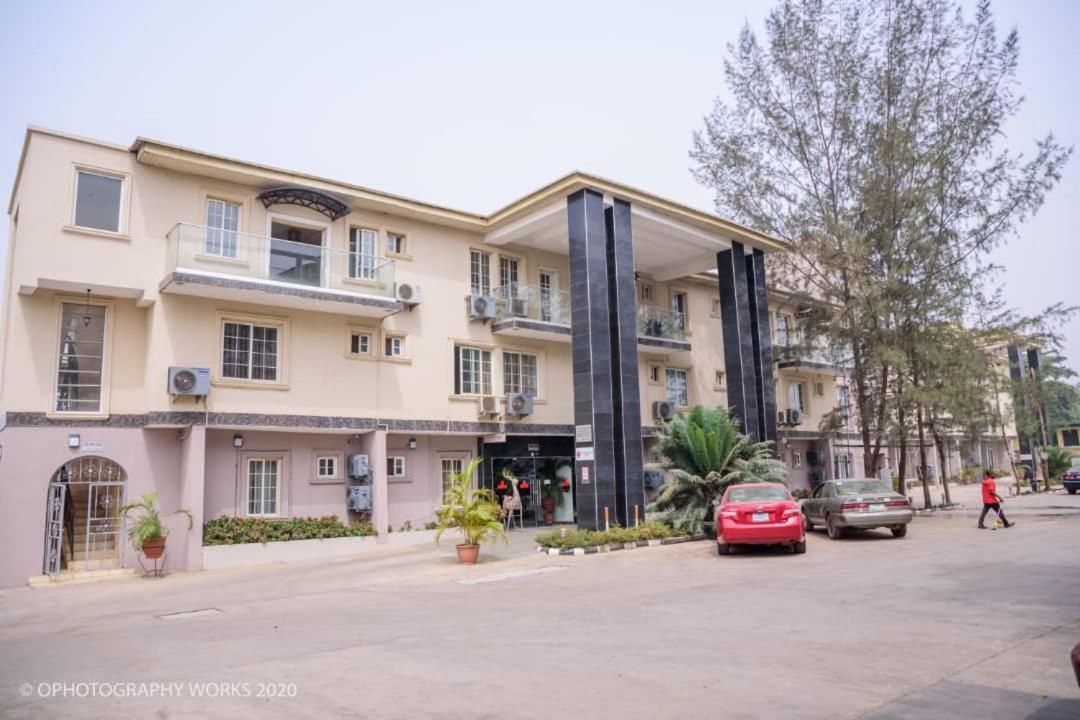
[535,521,681,550]
[202,515,376,546]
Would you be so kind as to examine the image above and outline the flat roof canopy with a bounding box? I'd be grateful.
[482,199,744,281]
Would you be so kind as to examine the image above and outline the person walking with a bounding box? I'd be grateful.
[978,470,1014,529]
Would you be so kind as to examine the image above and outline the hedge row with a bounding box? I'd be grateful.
[534,521,680,550]
[203,515,376,546]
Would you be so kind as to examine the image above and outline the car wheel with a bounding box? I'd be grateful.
[1068,488,1077,495]
[716,542,730,556]
[891,524,908,538]
[803,511,814,532]
[793,540,807,554]
[826,514,843,540]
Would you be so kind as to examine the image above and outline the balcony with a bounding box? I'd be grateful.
[637,306,691,352]
[491,283,572,342]
[161,223,401,317]
[775,341,851,373]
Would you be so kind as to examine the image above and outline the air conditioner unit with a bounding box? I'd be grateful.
[395,282,421,306]
[777,410,788,427]
[168,367,210,397]
[479,395,501,417]
[347,454,370,480]
[653,400,676,422]
[346,485,371,512]
[468,294,496,321]
[806,450,822,467]
[786,408,804,426]
[506,393,533,417]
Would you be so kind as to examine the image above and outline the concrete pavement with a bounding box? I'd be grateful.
[1,501,1078,719]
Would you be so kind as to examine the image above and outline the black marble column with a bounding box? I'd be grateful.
[606,199,646,525]
[716,242,761,439]
[567,189,617,530]
[746,249,777,443]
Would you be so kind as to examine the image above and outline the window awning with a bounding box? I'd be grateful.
[257,186,351,221]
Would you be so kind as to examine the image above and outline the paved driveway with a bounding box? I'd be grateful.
[1,500,1078,719]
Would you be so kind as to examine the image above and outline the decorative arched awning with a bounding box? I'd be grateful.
[257,187,352,221]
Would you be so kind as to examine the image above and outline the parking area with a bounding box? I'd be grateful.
[1,496,1078,719]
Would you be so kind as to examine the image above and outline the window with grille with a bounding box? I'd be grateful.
[470,250,491,295]
[222,321,279,381]
[247,458,280,516]
[350,332,371,355]
[204,198,240,257]
[788,382,805,412]
[349,228,377,280]
[386,232,406,255]
[775,313,790,346]
[55,302,107,413]
[385,335,405,358]
[316,456,338,479]
[387,456,406,477]
[503,351,538,396]
[456,346,492,395]
[666,368,689,407]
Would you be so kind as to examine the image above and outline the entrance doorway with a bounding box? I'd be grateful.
[491,456,574,526]
[43,457,126,576]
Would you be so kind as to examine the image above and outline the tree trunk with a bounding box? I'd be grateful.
[896,372,908,498]
[916,401,932,509]
[930,418,952,506]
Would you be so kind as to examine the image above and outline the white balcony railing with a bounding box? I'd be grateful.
[493,283,571,325]
[165,223,395,299]
[638,306,686,342]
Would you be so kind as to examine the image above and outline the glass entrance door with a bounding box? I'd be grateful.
[491,456,574,526]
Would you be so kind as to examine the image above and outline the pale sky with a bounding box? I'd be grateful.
[1,0,1076,368]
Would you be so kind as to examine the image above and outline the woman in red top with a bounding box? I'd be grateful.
[978,470,1013,529]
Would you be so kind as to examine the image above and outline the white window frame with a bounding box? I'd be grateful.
[350,331,372,356]
[438,453,469,504]
[793,451,803,469]
[647,363,662,385]
[470,249,491,296]
[72,168,124,234]
[246,457,282,517]
[457,345,492,396]
[387,456,406,477]
[666,368,689,407]
[204,198,241,258]
[502,350,539,397]
[315,455,340,480]
[670,290,687,331]
[384,334,406,358]
[775,313,790,346]
[218,314,287,385]
[788,381,805,412]
[51,298,112,417]
[386,231,407,256]
[640,284,653,302]
[349,227,379,280]
[714,370,725,391]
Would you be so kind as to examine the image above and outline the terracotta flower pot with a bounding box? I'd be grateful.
[541,497,556,525]
[456,543,480,564]
[141,536,166,559]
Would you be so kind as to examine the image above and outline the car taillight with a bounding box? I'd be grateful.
[841,502,868,511]
[886,500,909,508]
[782,507,800,519]
[720,510,738,519]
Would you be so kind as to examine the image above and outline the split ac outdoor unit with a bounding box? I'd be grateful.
[468,294,496,321]
[348,454,370,480]
[506,393,533,417]
[777,410,788,427]
[168,367,210,397]
[653,400,676,422]
[346,485,371,512]
[786,408,805,426]
[396,282,421,306]
[479,395,501,417]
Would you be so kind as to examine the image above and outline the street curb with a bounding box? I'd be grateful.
[536,533,708,556]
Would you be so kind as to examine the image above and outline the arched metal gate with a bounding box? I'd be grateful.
[43,457,127,576]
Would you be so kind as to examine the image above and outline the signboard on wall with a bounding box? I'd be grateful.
[575,424,593,444]
[83,441,105,452]
[575,446,594,462]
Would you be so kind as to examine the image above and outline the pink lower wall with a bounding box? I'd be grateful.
[385,433,477,530]
[0,426,186,588]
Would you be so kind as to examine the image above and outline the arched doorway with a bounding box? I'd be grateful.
[43,457,127,576]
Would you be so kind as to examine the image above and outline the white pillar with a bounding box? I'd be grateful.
[179,425,206,571]
[370,428,389,544]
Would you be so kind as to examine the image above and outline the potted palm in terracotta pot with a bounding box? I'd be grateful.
[435,458,506,564]
[539,479,563,525]
[120,491,193,560]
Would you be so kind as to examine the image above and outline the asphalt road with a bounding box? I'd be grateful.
[1,495,1078,719]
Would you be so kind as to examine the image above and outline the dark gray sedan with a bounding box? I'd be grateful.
[801,479,913,539]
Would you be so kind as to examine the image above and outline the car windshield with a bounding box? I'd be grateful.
[727,486,789,502]
[835,480,891,496]
[1070,461,1080,471]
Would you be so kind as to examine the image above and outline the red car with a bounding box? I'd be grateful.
[715,482,806,555]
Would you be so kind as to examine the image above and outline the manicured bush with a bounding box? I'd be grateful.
[203,515,376,546]
[535,521,681,550]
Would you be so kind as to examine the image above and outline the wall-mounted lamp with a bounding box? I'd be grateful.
[407,437,417,449]
[232,434,244,448]
[68,433,81,449]
[82,289,93,328]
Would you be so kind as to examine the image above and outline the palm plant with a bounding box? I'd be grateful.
[120,490,193,551]
[435,458,507,548]
[1044,446,1073,484]
[647,406,787,533]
